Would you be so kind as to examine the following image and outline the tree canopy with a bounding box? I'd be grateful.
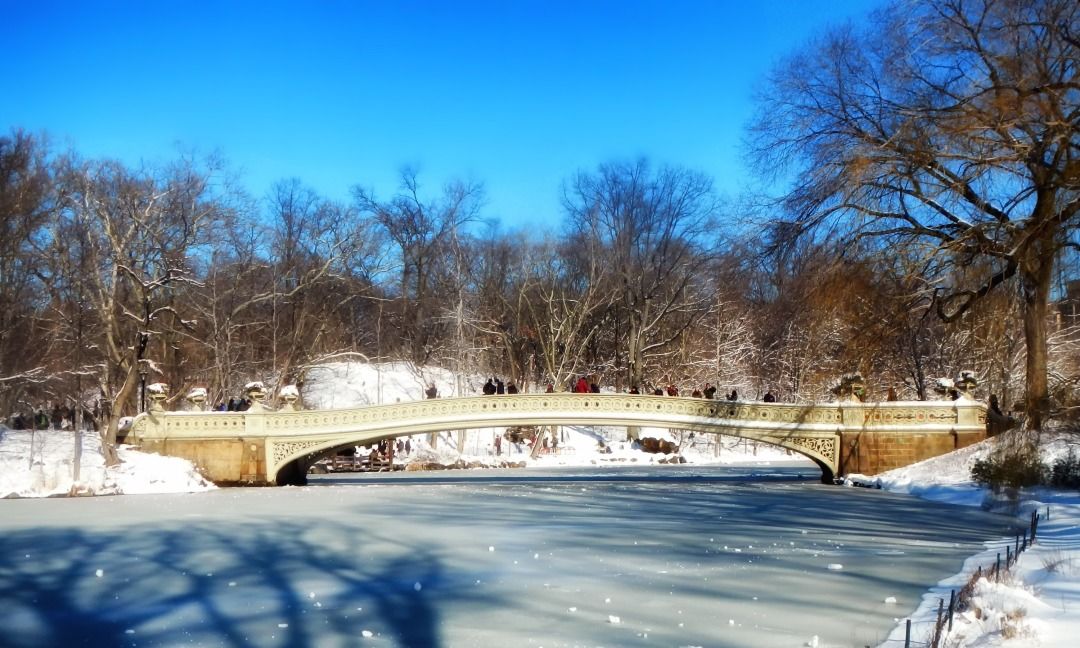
[749,0,1080,429]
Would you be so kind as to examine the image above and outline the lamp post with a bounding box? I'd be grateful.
[139,370,147,413]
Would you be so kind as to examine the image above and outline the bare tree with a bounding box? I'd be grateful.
[353,168,482,365]
[749,0,1080,430]
[0,130,54,414]
[564,160,718,389]
[519,233,612,389]
[55,154,229,461]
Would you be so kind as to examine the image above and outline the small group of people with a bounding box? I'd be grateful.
[628,382,777,403]
[482,377,519,395]
[8,409,52,430]
[7,404,90,431]
[214,398,253,412]
[573,376,600,393]
[469,375,780,403]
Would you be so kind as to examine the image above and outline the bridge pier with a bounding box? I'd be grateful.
[837,429,985,476]
[137,436,273,485]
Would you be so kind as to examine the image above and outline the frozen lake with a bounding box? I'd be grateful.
[0,464,1012,648]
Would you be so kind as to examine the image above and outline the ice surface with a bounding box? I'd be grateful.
[0,465,1009,648]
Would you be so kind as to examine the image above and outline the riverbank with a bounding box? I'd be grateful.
[847,433,1080,647]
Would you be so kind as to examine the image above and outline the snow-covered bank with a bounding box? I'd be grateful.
[0,427,214,498]
[847,434,1080,647]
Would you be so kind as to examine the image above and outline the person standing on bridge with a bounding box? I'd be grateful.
[763,391,776,403]
[495,378,505,394]
[425,383,438,399]
[483,379,496,395]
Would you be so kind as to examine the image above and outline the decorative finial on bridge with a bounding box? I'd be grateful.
[186,387,208,411]
[955,370,978,400]
[245,381,268,412]
[147,382,170,412]
[279,384,302,411]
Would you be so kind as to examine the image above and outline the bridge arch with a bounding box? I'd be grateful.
[269,424,836,486]
[261,394,845,485]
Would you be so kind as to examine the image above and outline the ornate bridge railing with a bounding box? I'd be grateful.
[128,393,987,486]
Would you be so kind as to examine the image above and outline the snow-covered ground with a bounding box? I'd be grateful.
[3,361,1079,646]
[0,428,215,498]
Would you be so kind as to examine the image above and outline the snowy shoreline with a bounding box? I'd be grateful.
[847,434,1080,648]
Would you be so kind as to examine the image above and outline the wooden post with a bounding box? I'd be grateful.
[932,598,945,648]
[948,589,955,632]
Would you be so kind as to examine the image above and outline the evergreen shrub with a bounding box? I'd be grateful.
[971,448,1047,489]
[1050,449,1080,489]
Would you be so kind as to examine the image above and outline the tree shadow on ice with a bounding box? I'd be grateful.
[0,520,494,648]
[334,477,1016,644]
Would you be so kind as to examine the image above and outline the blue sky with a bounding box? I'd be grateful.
[4,0,875,229]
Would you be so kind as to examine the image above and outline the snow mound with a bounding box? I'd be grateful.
[0,426,215,498]
[303,361,474,408]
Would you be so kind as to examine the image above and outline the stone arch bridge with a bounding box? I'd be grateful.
[128,393,987,486]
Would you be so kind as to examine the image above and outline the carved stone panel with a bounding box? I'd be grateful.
[783,436,839,466]
[268,439,328,476]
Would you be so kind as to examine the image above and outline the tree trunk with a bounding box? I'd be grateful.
[627,310,645,389]
[102,366,139,466]
[1019,240,1054,433]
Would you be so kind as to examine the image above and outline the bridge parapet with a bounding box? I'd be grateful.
[128,394,987,485]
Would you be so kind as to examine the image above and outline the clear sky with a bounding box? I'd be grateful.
[4,0,875,230]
